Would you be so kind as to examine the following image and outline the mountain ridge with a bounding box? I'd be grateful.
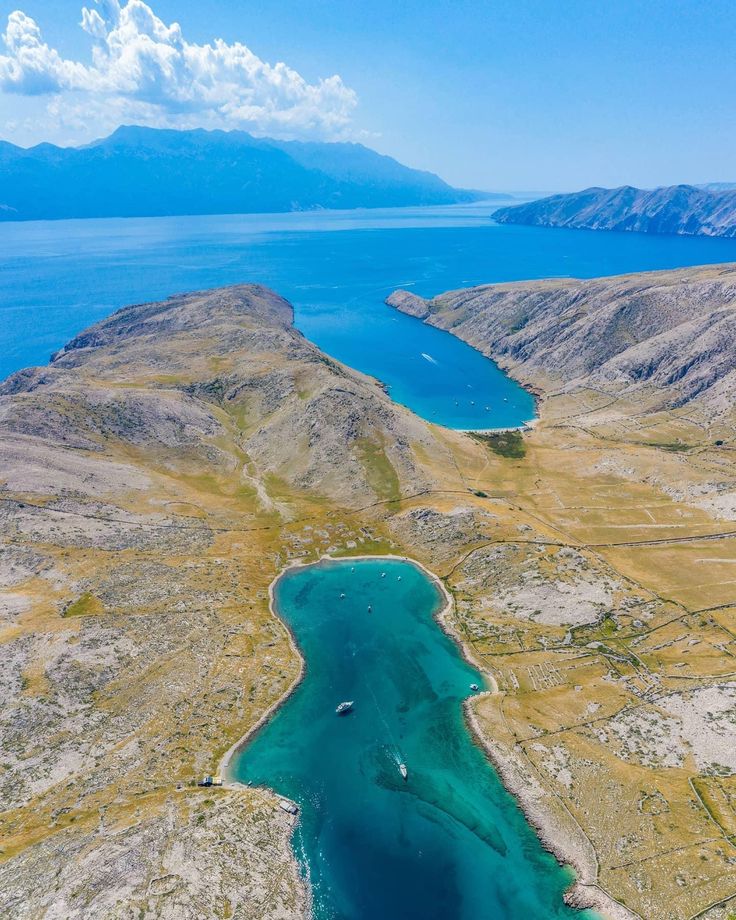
[0,125,481,221]
[492,183,736,238]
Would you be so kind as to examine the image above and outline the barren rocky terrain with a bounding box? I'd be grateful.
[387,263,736,414]
[492,184,736,238]
[388,266,736,919]
[0,285,448,918]
[2,271,736,919]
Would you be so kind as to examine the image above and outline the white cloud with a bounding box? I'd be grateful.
[0,0,358,139]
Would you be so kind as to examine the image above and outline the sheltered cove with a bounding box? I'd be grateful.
[220,554,459,786]
[222,554,618,918]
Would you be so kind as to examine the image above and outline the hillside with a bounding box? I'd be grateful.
[492,184,736,238]
[388,266,736,919]
[2,275,736,919]
[0,125,478,221]
[0,283,453,917]
[387,264,736,414]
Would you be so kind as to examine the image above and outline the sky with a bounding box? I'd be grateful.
[0,0,734,191]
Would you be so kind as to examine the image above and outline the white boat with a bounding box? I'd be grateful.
[336,700,354,715]
[470,683,480,692]
[399,763,408,780]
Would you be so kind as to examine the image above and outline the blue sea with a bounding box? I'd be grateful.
[4,200,736,428]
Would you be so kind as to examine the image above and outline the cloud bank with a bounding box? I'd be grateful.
[0,0,358,139]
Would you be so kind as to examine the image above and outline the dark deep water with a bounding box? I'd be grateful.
[233,558,597,920]
[4,201,736,427]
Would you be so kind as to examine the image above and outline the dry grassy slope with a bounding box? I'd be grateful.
[388,265,736,920]
[0,284,456,919]
[21,283,446,504]
[3,276,736,920]
[388,263,736,414]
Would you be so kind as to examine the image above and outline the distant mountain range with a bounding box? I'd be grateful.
[492,184,736,238]
[0,125,485,221]
[698,182,736,192]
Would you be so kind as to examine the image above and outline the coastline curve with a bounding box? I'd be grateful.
[218,552,632,920]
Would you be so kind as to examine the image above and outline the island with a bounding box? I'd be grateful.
[492,184,736,238]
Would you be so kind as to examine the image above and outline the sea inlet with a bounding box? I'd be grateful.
[10,200,736,430]
[231,557,598,919]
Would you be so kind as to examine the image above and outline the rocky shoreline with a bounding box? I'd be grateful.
[492,184,736,239]
[5,275,735,918]
[463,706,638,920]
[226,551,630,920]
[219,565,307,785]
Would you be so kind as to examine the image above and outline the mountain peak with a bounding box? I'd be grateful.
[0,126,477,221]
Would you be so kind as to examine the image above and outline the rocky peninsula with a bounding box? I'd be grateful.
[493,184,736,238]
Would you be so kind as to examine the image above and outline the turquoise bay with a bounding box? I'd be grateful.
[233,557,595,920]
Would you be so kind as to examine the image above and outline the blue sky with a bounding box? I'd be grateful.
[0,0,734,190]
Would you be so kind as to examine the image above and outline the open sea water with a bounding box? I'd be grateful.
[4,200,736,428]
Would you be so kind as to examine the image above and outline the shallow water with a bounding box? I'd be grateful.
[233,557,597,920]
[5,201,736,428]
